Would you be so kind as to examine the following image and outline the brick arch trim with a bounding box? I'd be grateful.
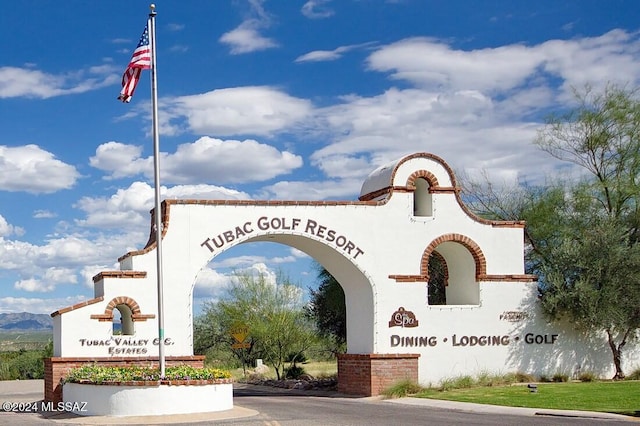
[421,233,487,280]
[90,296,155,322]
[406,170,439,189]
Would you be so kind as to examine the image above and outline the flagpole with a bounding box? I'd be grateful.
[148,3,166,378]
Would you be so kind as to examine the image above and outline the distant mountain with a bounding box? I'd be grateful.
[0,312,53,331]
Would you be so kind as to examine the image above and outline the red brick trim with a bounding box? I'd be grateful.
[69,378,233,386]
[358,186,407,201]
[51,297,104,318]
[92,270,147,283]
[422,233,487,280]
[479,274,538,282]
[388,274,428,282]
[406,170,440,188]
[89,296,155,322]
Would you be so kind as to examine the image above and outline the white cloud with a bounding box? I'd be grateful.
[79,264,114,289]
[193,267,232,298]
[301,0,334,19]
[90,137,303,184]
[0,295,88,315]
[14,267,77,293]
[295,42,376,63]
[0,145,80,194]
[171,86,313,136]
[74,180,250,232]
[219,0,277,54]
[0,215,24,237]
[259,178,363,200]
[74,181,157,230]
[33,210,57,219]
[301,30,640,187]
[0,66,118,99]
[367,30,640,96]
[89,142,149,180]
[220,27,278,54]
[162,137,302,184]
[367,38,545,93]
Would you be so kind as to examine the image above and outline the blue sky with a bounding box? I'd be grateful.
[1,0,639,315]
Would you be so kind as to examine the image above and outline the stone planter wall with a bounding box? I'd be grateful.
[63,380,232,416]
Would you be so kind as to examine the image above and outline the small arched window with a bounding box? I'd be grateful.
[114,304,134,335]
[413,177,432,216]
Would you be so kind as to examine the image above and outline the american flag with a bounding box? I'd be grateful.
[118,24,151,103]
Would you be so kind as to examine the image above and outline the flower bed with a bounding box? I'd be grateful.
[64,364,231,383]
[63,364,233,416]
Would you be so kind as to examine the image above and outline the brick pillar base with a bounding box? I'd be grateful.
[44,356,205,403]
[337,353,420,396]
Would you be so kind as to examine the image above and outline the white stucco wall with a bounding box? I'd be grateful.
[52,152,640,384]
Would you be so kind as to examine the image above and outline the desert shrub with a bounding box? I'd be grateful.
[578,371,597,382]
[438,375,474,391]
[284,365,306,379]
[512,372,536,383]
[476,371,518,387]
[552,372,569,382]
[0,349,46,380]
[383,379,423,398]
[625,368,640,380]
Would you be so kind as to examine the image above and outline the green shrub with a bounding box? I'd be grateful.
[0,362,14,381]
[63,364,231,384]
[284,365,306,379]
[383,379,423,398]
[13,351,44,379]
[0,349,47,380]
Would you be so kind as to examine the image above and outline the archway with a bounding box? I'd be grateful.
[49,152,556,400]
[192,233,376,354]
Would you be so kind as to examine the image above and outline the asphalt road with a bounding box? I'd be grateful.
[0,380,635,425]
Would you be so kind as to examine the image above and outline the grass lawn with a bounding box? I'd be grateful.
[417,381,640,417]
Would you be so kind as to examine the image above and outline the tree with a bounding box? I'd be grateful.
[462,84,640,379]
[306,264,346,348]
[195,271,317,380]
[539,214,640,379]
[534,84,640,379]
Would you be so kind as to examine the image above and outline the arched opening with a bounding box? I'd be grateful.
[192,233,376,355]
[114,304,134,335]
[423,234,484,306]
[413,177,432,216]
[435,242,479,305]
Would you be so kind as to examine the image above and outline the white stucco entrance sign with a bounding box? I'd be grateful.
[48,152,638,398]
